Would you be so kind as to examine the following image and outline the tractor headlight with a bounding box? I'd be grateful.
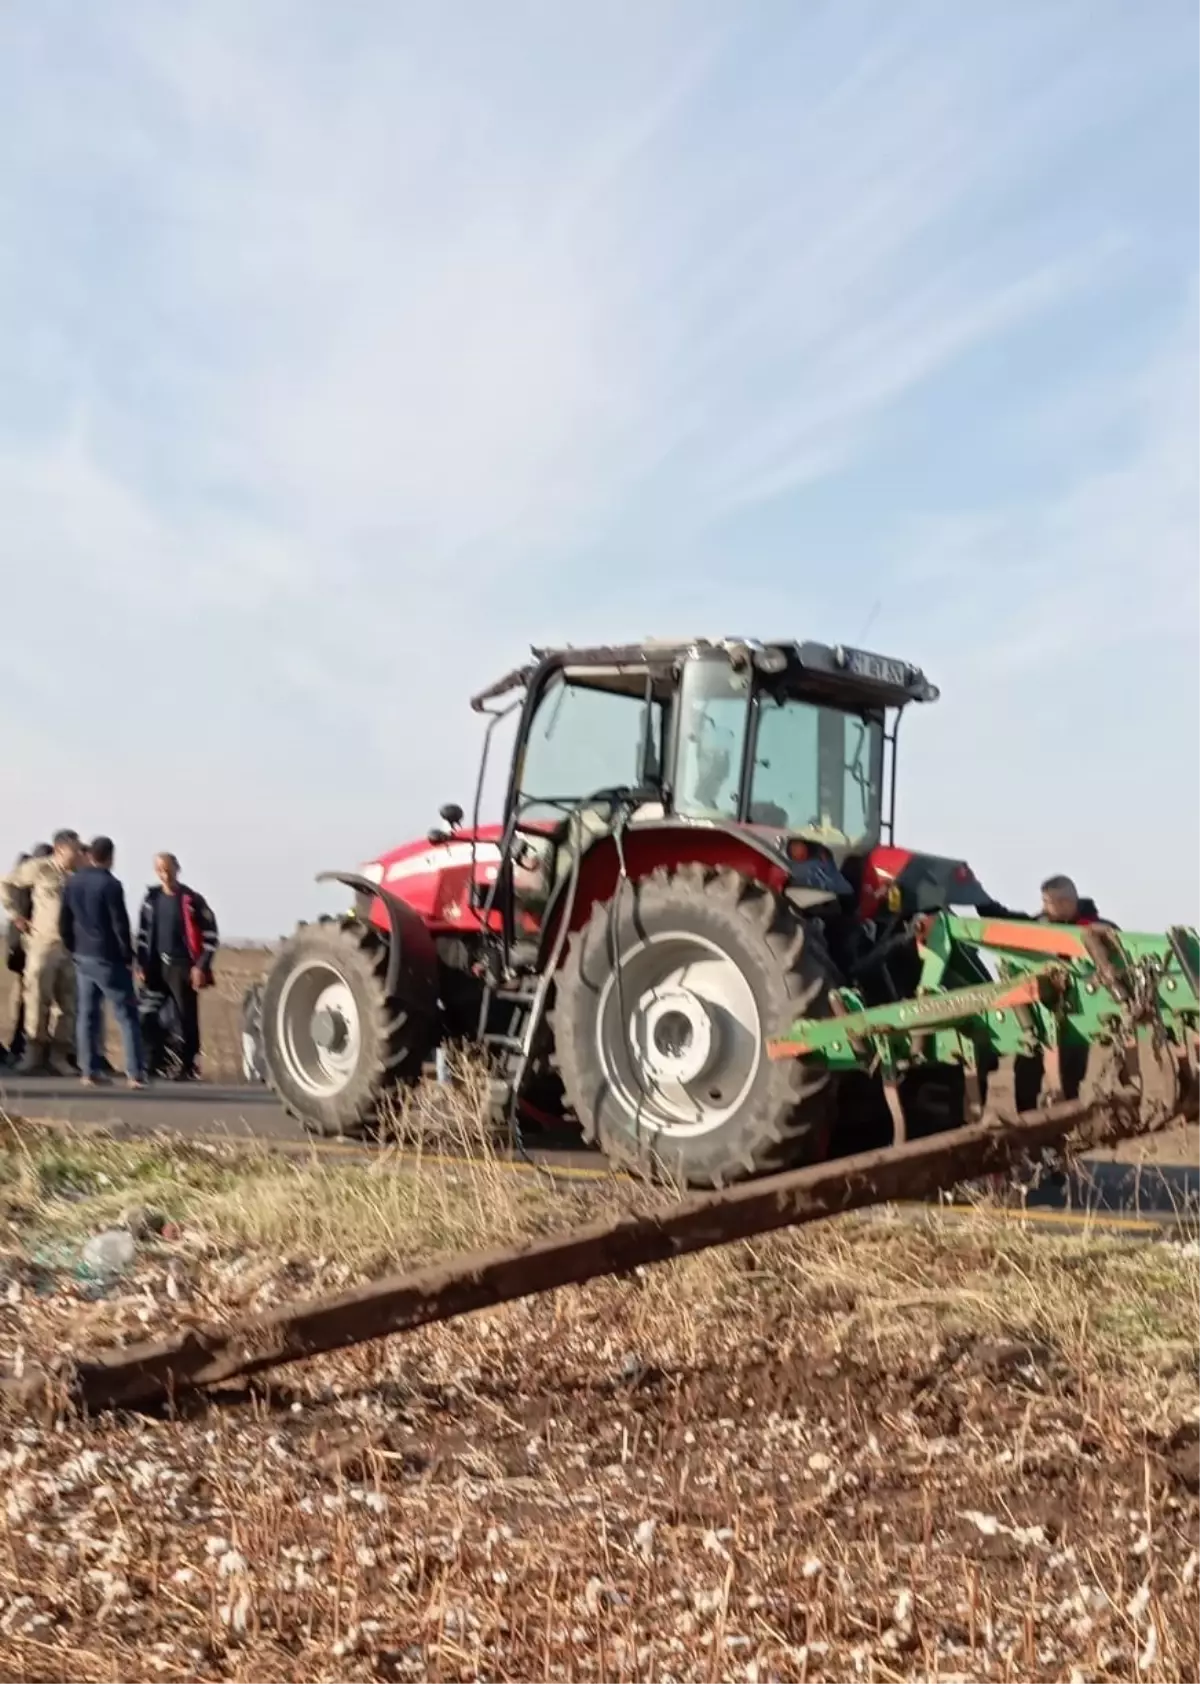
[359,861,385,886]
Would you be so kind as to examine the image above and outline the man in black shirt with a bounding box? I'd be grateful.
[136,853,218,1080]
[59,835,146,1087]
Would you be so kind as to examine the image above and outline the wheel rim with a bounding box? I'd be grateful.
[594,930,762,1139]
[276,959,362,1099]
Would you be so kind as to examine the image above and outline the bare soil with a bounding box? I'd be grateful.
[0,1123,1197,1683]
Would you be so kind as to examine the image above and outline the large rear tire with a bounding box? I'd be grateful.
[550,865,836,1186]
[262,918,434,1137]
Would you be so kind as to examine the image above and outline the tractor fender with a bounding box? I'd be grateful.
[536,819,793,971]
[315,871,440,1010]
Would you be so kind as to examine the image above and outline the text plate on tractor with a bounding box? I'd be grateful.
[845,648,907,687]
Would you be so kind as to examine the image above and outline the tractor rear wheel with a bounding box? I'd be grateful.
[550,865,836,1187]
[261,918,434,1138]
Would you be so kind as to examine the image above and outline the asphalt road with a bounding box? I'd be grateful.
[2,1072,1197,1226]
[2,1073,336,1146]
[0,1071,603,1169]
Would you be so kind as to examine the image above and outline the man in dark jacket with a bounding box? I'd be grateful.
[136,853,218,1080]
[1038,874,1110,926]
[59,836,146,1087]
[980,873,1114,929]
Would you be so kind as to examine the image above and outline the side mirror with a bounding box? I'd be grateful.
[439,802,464,831]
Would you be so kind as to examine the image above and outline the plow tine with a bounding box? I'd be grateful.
[984,1056,1020,1124]
[882,1077,907,1146]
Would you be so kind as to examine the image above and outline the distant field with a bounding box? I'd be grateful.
[2,945,272,1082]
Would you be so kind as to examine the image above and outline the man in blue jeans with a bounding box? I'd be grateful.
[59,835,147,1088]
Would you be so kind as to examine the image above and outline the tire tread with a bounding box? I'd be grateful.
[549,867,835,1186]
[262,917,432,1138]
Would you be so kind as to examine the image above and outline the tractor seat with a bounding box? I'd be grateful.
[749,800,789,827]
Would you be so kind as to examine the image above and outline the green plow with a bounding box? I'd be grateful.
[771,915,1200,1141]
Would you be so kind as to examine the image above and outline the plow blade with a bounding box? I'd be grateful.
[3,1076,1192,1417]
[770,915,1199,1138]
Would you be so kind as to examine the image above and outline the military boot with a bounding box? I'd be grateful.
[17,1041,50,1075]
[48,1045,77,1077]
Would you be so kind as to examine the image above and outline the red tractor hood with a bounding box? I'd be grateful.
[353,826,508,935]
[859,845,992,920]
[370,824,505,881]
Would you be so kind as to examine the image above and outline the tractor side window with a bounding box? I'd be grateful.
[674,658,750,821]
[752,700,882,847]
[517,676,661,821]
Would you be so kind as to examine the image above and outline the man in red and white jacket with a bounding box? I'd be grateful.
[136,853,219,1080]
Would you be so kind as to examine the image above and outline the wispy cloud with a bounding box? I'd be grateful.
[895,297,1198,674]
[1,0,1194,931]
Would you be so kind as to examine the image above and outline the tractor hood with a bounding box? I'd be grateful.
[364,824,505,892]
[858,845,992,921]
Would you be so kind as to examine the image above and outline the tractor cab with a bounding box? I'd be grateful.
[471,637,940,959]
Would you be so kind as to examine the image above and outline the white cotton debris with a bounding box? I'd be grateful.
[1139,1623,1159,1671]
[1127,1577,1151,1621]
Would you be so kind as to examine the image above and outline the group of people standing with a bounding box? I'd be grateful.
[2,834,218,1086]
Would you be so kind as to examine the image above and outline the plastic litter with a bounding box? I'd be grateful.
[79,1228,137,1278]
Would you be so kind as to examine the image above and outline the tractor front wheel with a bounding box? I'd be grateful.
[550,865,836,1186]
[261,918,434,1137]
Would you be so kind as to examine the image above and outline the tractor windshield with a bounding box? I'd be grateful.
[751,693,883,847]
[517,672,664,822]
[673,654,884,847]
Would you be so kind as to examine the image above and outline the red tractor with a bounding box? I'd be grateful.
[261,637,995,1185]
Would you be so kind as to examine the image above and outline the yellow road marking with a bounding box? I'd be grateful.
[908,1201,1167,1235]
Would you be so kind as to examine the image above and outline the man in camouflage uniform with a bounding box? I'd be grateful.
[0,829,82,1073]
[3,843,51,1064]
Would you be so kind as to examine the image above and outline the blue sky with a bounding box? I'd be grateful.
[2,0,1196,937]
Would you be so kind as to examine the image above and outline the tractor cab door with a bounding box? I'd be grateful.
[506,669,666,926]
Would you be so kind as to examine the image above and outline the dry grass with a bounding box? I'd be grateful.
[1,1095,1197,1684]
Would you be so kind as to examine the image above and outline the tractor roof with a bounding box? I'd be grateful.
[470,638,939,713]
